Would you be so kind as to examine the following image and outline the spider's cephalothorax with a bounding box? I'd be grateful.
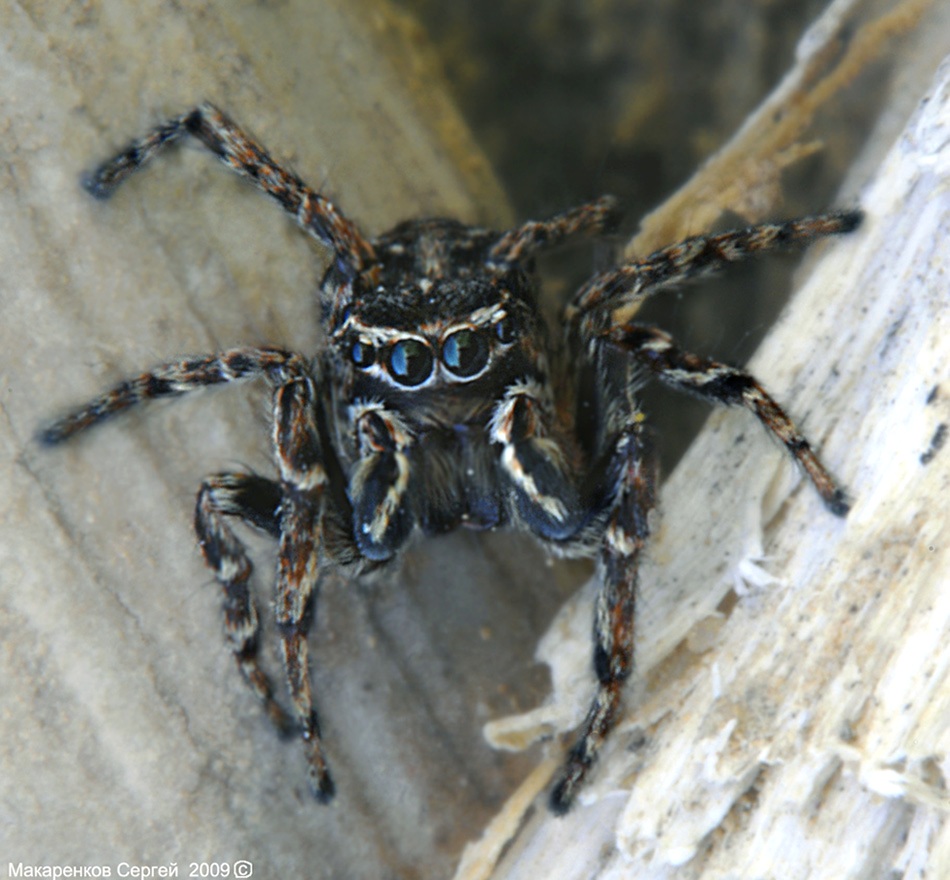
[42,104,860,813]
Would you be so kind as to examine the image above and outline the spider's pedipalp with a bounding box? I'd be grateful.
[348,403,416,561]
[489,379,584,542]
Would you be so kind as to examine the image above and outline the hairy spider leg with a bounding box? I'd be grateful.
[550,416,657,814]
[488,195,622,266]
[565,210,863,332]
[483,353,659,814]
[547,316,850,808]
[82,102,375,275]
[609,323,849,514]
[270,372,336,801]
[40,347,303,443]
[543,211,860,813]
[42,347,339,800]
[195,473,294,734]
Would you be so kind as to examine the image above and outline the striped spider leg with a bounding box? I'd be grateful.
[548,210,860,812]
[44,347,341,801]
[42,103,382,802]
[41,102,860,815]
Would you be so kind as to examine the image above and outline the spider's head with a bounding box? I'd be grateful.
[323,217,546,422]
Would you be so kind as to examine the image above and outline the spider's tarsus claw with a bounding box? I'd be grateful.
[549,745,592,816]
[81,170,114,200]
[549,787,571,817]
[548,774,577,817]
[267,703,298,740]
[826,489,851,517]
[309,766,336,804]
[37,412,91,446]
[37,423,66,447]
[599,194,624,235]
[837,208,864,234]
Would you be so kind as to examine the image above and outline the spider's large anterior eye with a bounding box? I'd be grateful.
[441,328,490,378]
[386,338,434,386]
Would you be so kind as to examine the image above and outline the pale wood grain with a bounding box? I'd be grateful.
[0,3,551,878]
[464,4,950,878]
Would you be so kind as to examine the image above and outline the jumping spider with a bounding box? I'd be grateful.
[41,104,859,814]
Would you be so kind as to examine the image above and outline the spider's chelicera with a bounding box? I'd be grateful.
[41,104,860,814]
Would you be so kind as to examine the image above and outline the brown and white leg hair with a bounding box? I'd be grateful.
[195,472,293,734]
[565,211,862,333]
[550,415,657,813]
[348,401,416,562]
[489,195,621,266]
[40,347,309,444]
[489,379,584,542]
[270,369,335,801]
[609,323,849,515]
[82,102,375,274]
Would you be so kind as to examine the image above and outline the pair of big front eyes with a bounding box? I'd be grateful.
[350,322,513,387]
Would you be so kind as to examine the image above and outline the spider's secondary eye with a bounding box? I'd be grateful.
[442,328,490,378]
[386,338,434,386]
[494,315,515,344]
[350,339,375,368]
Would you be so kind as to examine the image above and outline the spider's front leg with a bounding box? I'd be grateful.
[489,376,653,812]
[81,102,375,274]
[549,416,657,814]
